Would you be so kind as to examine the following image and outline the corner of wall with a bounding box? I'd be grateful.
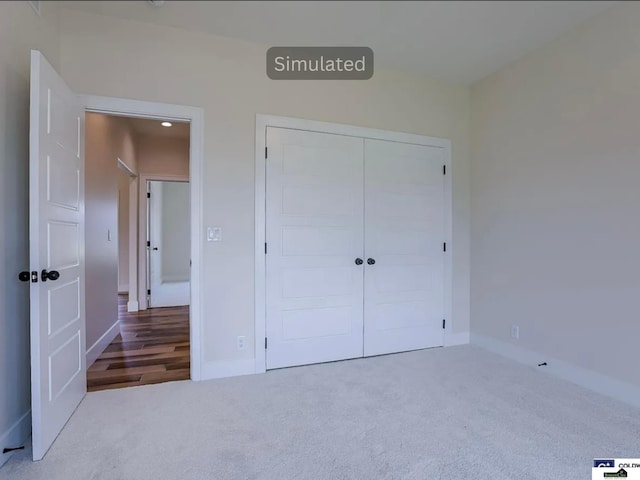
[471,333,640,410]
[0,410,31,468]
[445,331,470,347]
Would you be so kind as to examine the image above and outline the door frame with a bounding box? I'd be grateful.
[116,157,138,311]
[82,95,204,381]
[254,114,453,374]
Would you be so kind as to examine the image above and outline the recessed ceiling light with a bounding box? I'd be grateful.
[161,121,172,127]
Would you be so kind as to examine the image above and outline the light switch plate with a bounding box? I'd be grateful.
[207,226,222,242]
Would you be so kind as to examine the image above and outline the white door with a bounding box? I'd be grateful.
[265,127,364,369]
[29,50,86,460]
[148,181,190,308]
[363,139,445,356]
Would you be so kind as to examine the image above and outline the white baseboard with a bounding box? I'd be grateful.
[118,284,129,294]
[200,358,256,381]
[127,300,139,312]
[471,333,640,410]
[0,410,31,468]
[445,331,470,347]
[251,336,471,375]
[86,319,120,367]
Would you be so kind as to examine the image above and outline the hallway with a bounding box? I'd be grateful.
[87,295,190,392]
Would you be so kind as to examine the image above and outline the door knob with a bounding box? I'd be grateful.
[367,258,376,265]
[41,269,60,282]
[152,247,158,251]
[355,258,363,265]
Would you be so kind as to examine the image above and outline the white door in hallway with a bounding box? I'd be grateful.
[363,139,445,356]
[265,127,365,369]
[148,180,190,308]
[29,51,86,460]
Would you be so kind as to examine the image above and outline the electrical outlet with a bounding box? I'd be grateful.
[237,336,246,350]
[511,325,519,340]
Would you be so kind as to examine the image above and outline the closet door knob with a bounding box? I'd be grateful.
[354,258,363,265]
[367,258,376,265]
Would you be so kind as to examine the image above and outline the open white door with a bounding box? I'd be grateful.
[148,180,190,308]
[29,50,86,460]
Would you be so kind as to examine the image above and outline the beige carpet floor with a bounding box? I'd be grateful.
[1,345,639,480]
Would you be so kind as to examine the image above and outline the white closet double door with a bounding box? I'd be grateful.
[266,127,445,369]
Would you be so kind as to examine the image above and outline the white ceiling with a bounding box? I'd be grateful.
[61,1,615,85]
[126,116,190,139]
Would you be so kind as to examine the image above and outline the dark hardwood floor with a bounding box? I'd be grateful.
[87,295,190,392]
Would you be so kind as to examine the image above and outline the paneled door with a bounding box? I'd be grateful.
[265,127,365,369]
[264,126,447,369]
[29,50,86,460]
[363,139,445,356]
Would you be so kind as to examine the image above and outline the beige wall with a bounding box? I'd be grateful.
[117,169,131,292]
[471,3,640,388]
[137,135,189,178]
[59,9,471,368]
[85,113,137,354]
[0,1,61,464]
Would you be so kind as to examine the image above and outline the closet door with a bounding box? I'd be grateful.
[363,139,445,356]
[265,127,365,369]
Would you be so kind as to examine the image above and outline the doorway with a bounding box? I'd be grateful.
[147,180,191,308]
[83,114,192,392]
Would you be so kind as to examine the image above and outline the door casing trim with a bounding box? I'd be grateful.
[81,95,204,381]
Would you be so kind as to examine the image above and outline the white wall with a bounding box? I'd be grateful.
[471,3,640,393]
[59,9,471,371]
[85,113,137,362]
[0,1,61,465]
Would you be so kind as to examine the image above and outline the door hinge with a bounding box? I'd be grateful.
[443,242,447,252]
[147,289,151,295]
[147,192,151,198]
[265,146,268,159]
[442,319,446,329]
[265,243,268,254]
[443,165,446,175]
[264,337,268,349]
